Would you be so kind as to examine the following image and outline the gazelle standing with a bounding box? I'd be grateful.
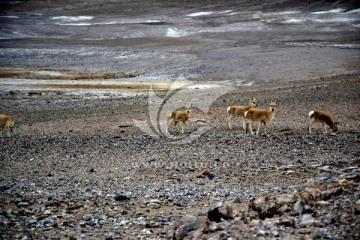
[166,104,192,134]
[226,96,257,130]
[0,114,15,137]
[308,110,338,133]
[244,100,277,135]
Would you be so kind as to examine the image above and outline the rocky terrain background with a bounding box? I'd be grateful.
[1,73,359,239]
[1,0,360,239]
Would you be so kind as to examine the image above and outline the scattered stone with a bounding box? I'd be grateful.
[300,214,316,227]
[202,170,215,179]
[173,164,360,239]
[67,205,83,211]
[114,195,130,201]
[0,184,12,191]
[45,202,62,207]
[17,202,30,207]
[207,204,234,222]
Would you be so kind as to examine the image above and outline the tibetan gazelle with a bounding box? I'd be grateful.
[166,104,192,134]
[308,110,338,133]
[0,114,15,137]
[244,100,277,135]
[226,97,257,130]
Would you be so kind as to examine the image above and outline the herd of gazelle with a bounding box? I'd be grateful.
[226,97,279,135]
[166,96,339,135]
[1,97,339,136]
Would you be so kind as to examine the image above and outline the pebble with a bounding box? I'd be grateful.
[300,214,315,227]
[258,229,266,236]
[17,202,30,207]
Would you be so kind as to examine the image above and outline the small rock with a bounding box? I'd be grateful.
[279,217,295,227]
[272,230,279,237]
[202,170,215,179]
[76,214,84,221]
[43,209,52,215]
[17,202,30,207]
[315,200,331,207]
[300,214,315,227]
[208,204,233,222]
[258,229,266,236]
[114,195,130,201]
[293,200,305,214]
[119,220,129,226]
[278,204,290,213]
[28,218,38,224]
[297,228,312,234]
[174,215,204,240]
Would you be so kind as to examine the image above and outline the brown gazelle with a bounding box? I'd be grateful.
[166,104,192,134]
[0,114,15,137]
[308,110,339,134]
[244,100,277,135]
[226,96,257,130]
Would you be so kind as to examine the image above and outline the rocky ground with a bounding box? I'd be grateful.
[1,0,360,239]
[1,73,360,239]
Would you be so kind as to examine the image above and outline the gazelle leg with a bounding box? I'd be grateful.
[245,123,250,134]
[173,122,179,132]
[323,123,327,133]
[263,121,267,134]
[166,119,173,133]
[242,117,247,130]
[180,122,185,133]
[175,122,183,133]
[227,115,233,129]
[249,121,254,135]
[256,121,261,135]
[177,122,182,133]
[308,120,313,133]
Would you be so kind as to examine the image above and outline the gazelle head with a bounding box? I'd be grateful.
[185,104,192,114]
[249,96,257,108]
[269,100,277,111]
